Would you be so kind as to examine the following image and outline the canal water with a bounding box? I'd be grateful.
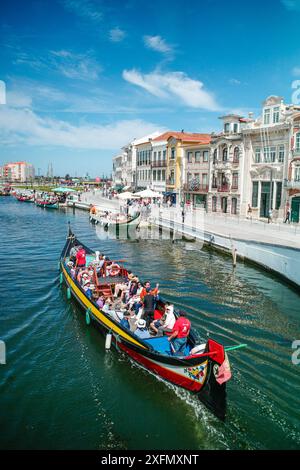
[1,197,300,450]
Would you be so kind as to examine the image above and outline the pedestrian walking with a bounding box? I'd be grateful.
[284,209,290,224]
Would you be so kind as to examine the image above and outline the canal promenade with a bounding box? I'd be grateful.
[81,191,300,288]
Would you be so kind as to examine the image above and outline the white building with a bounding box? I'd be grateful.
[112,152,126,187]
[1,161,35,182]
[242,96,300,220]
[150,134,167,194]
[209,115,249,215]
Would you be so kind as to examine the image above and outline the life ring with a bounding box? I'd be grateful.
[110,263,120,277]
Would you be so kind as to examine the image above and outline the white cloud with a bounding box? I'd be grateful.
[0,105,162,150]
[122,69,220,111]
[50,50,101,80]
[109,27,126,43]
[281,0,300,11]
[61,0,103,22]
[292,66,300,76]
[143,35,173,54]
[229,78,241,85]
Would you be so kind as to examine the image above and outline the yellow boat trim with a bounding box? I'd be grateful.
[61,264,147,349]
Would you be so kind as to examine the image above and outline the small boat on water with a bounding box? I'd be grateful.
[16,194,35,202]
[35,199,59,209]
[60,226,232,420]
[90,211,141,231]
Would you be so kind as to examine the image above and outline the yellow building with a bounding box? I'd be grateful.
[158,131,211,203]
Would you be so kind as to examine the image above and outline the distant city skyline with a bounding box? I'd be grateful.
[1,0,300,176]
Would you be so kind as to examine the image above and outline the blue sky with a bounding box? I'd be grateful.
[0,0,300,177]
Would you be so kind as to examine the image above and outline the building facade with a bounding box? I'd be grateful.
[242,96,300,220]
[150,135,168,193]
[164,132,211,203]
[182,142,211,208]
[287,111,300,222]
[208,115,247,215]
[1,161,35,182]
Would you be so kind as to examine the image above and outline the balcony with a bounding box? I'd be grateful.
[287,180,300,190]
[217,184,230,192]
[152,160,167,168]
[183,183,208,193]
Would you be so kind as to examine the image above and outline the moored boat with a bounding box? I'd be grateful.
[16,194,35,202]
[60,226,232,420]
[36,199,59,209]
[90,211,141,231]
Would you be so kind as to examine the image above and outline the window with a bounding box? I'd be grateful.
[233,123,238,133]
[202,173,208,187]
[153,151,157,162]
[157,170,161,181]
[278,145,285,163]
[273,107,280,124]
[187,152,193,163]
[270,147,276,162]
[212,196,217,212]
[255,148,261,163]
[223,147,228,161]
[158,151,161,159]
[275,182,282,210]
[153,170,157,181]
[264,108,270,125]
[264,147,276,162]
[162,170,166,181]
[212,175,217,188]
[195,151,201,162]
[231,198,237,215]
[203,150,209,162]
[224,123,230,133]
[163,150,166,160]
[233,147,239,162]
[252,181,259,207]
[213,149,218,163]
[232,173,238,189]
[295,167,300,182]
[169,170,175,184]
[296,132,300,151]
[171,148,175,159]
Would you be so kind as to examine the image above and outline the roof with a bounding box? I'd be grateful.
[152,131,211,144]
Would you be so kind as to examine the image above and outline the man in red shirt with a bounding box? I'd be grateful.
[75,246,86,269]
[168,311,191,356]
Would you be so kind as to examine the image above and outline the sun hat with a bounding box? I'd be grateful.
[136,319,146,329]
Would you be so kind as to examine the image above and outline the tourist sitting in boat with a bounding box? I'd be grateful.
[150,303,176,336]
[134,319,151,339]
[120,311,131,329]
[114,282,127,299]
[96,294,105,309]
[82,280,94,299]
[75,245,86,269]
[167,311,191,356]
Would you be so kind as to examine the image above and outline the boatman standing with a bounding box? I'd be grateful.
[168,311,191,356]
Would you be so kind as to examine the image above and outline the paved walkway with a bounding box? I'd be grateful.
[81,191,300,250]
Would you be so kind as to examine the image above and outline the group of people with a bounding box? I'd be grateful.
[66,243,191,355]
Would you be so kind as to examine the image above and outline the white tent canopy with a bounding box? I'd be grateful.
[134,189,163,198]
[117,191,139,200]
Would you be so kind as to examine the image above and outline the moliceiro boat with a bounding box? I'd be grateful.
[90,211,141,230]
[60,227,231,420]
[35,199,59,209]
